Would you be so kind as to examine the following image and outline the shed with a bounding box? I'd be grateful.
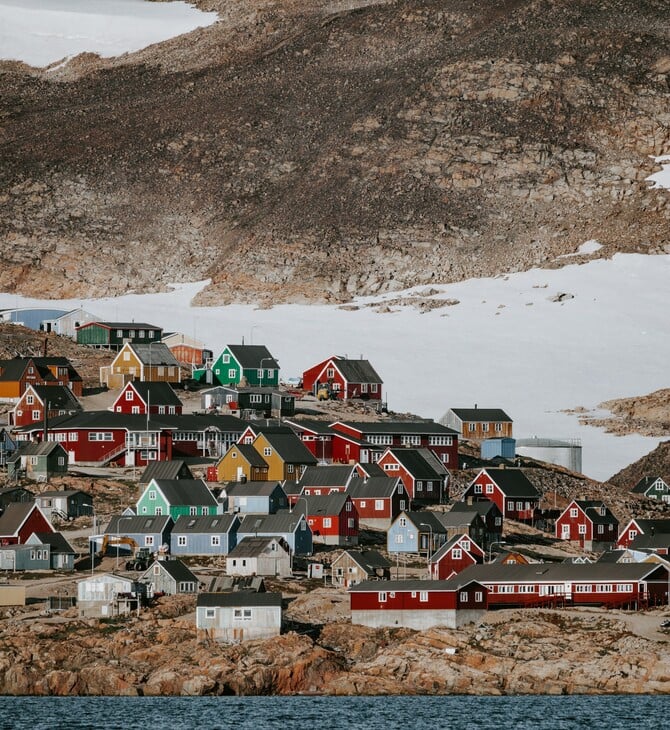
[196,591,282,642]
[140,559,199,595]
[481,438,516,461]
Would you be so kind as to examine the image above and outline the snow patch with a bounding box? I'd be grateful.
[0,0,218,68]
[646,155,670,190]
[556,239,603,260]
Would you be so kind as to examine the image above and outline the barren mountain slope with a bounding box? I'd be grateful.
[1,0,669,304]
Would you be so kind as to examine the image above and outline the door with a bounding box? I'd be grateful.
[561,524,570,539]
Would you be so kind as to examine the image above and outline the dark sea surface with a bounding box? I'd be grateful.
[0,695,669,729]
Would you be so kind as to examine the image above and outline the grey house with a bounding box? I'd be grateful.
[140,559,199,595]
[226,537,292,578]
[0,485,34,512]
[202,386,295,418]
[26,532,76,571]
[7,441,68,481]
[225,481,288,515]
[237,511,313,555]
[0,429,18,468]
[0,543,51,571]
[139,460,194,485]
[196,592,282,642]
[103,514,174,555]
[171,514,240,556]
[34,489,93,521]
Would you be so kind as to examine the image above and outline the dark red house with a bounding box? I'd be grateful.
[329,421,458,467]
[617,518,670,549]
[349,577,488,629]
[347,476,409,530]
[429,534,485,580]
[284,419,335,462]
[301,493,359,546]
[9,384,81,427]
[376,447,450,504]
[0,356,83,399]
[0,503,55,545]
[112,381,183,416]
[555,499,618,550]
[302,356,383,401]
[461,468,540,523]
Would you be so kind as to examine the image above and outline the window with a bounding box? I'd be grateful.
[32,410,40,420]
[26,395,34,405]
[416,480,423,490]
[399,517,407,527]
[495,517,502,526]
[628,529,637,539]
[378,591,387,602]
[368,435,392,445]
[287,464,294,474]
[371,384,378,393]
[149,491,156,500]
[205,608,215,619]
[222,354,230,363]
[427,482,433,492]
[323,518,332,528]
[145,536,154,546]
[482,423,489,432]
[360,383,368,393]
[617,584,633,593]
[346,501,353,511]
[228,369,236,379]
[474,484,482,494]
[125,390,133,401]
[441,454,449,464]
[190,507,198,516]
[468,423,476,432]
[359,501,366,508]
[177,536,187,547]
[348,518,355,528]
[429,435,453,446]
[462,540,471,551]
[123,351,130,361]
[57,457,65,466]
[495,423,503,432]
[129,330,135,338]
[475,591,483,602]
[453,548,462,560]
[326,368,335,378]
[155,507,162,515]
[211,536,220,547]
[460,591,468,602]
[578,524,587,534]
[132,406,140,414]
[375,500,384,511]
[250,394,262,404]
[395,534,403,544]
[116,329,123,337]
[570,508,578,518]
[399,500,406,511]
[263,447,272,456]
[486,484,494,494]
[419,591,428,602]
[596,584,613,593]
[153,565,161,575]
[30,456,38,466]
[597,524,604,534]
[401,435,420,446]
[383,463,400,471]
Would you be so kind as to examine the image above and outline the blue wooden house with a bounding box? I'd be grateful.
[387,511,448,556]
[0,543,51,571]
[225,481,288,515]
[104,515,174,555]
[26,532,76,571]
[170,514,240,556]
[237,511,313,555]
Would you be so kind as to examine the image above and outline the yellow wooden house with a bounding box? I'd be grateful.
[100,343,182,389]
[216,443,269,483]
[250,432,317,482]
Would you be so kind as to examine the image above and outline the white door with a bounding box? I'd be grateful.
[561,524,570,539]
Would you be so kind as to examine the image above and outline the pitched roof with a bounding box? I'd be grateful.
[386,448,448,479]
[227,536,289,558]
[172,514,239,533]
[449,408,512,422]
[430,534,479,563]
[337,549,391,572]
[459,562,666,583]
[80,321,161,330]
[0,503,49,537]
[196,591,282,608]
[237,511,305,535]
[348,476,402,499]
[260,432,318,464]
[106,514,173,534]
[12,441,66,458]
[150,479,217,507]
[330,357,382,384]
[436,510,482,529]
[397,511,448,534]
[227,443,270,468]
[298,465,357,488]
[355,462,386,478]
[130,343,180,367]
[226,481,284,498]
[632,476,668,494]
[571,500,618,525]
[451,500,502,517]
[129,381,182,406]
[348,577,482,593]
[476,468,540,498]
[139,460,193,485]
[302,493,350,516]
[284,419,335,436]
[29,385,81,410]
[31,532,75,554]
[147,559,198,583]
[629,518,670,534]
[226,345,278,370]
[333,421,457,436]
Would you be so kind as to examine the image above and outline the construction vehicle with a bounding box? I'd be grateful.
[316,383,339,401]
[98,534,138,558]
[125,547,153,571]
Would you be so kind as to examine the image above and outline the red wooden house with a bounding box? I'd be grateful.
[459,562,669,609]
[555,499,618,551]
[429,534,485,580]
[297,464,358,496]
[301,493,359,546]
[617,518,670,550]
[450,499,503,547]
[461,468,540,523]
[284,419,334,462]
[302,356,383,401]
[0,502,55,546]
[347,476,408,530]
[349,577,488,629]
[376,447,450,504]
[112,381,183,416]
[329,421,458,467]
[9,384,81,427]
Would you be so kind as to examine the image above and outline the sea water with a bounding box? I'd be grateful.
[0,695,668,729]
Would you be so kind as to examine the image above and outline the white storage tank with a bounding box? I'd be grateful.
[516,437,582,473]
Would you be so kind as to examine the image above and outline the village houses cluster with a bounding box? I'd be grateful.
[0,309,669,642]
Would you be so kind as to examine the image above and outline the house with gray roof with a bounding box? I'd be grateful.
[297,464,358,495]
[387,510,448,556]
[25,532,76,571]
[225,481,288,515]
[136,478,219,520]
[237,511,312,555]
[196,591,282,642]
[140,559,199,595]
[347,476,408,530]
[103,514,173,556]
[331,549,391,587]
[377,447,450,504]
[34,489,93,521]
[170,514,240,556]
[226,536,292,577]
[7,441,68,482]
[462,468,541,523]
[441,407,513,440]
[139,459,194,484]
[302,355,383,401]
[631,476,670,502]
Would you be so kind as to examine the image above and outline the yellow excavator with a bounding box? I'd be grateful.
[98,534,138,558]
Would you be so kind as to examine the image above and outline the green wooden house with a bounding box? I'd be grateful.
[76,321,163,351]
[198,345,279,388]
[137,478,220,520]
[7,441,68,481]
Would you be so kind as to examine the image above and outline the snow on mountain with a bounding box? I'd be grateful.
[1,252,668,481]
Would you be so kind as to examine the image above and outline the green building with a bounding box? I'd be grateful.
[76,321,163,350]
[196,344,279,388]
[136,478,220,520]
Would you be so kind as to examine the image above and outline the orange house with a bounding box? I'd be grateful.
[0,357,83,400]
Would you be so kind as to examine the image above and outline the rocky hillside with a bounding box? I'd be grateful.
[609,440,670,488]
[1,593,668,695]
[1,0,669,304]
